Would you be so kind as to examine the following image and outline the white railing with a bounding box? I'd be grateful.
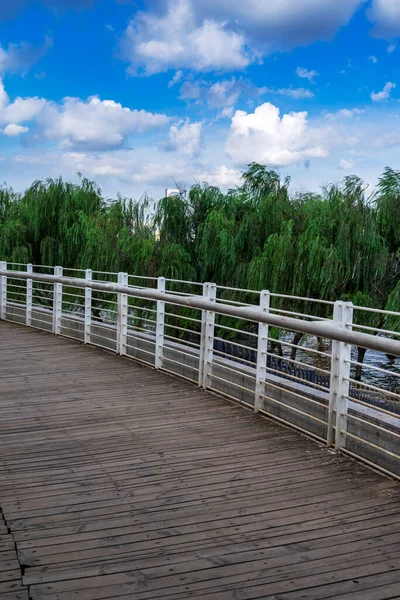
[1,262,400,479]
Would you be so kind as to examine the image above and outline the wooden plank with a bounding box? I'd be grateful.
[0,321,399,600]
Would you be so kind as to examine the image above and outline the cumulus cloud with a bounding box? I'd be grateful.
[39,96,169,149]
[296,67,318,83]
[225,102,328,168]
[0,80,47,124]
[120,0,250,76]
[368,0,400,39]
[368,55,378,63]
[121,0,365,74]
[338,158,354,170]
[370,81,396,102]
[166,119,203,157]
[190,0,366,48]
[2,123,29,136]
[0,79,169,150]
[0,36,52,75]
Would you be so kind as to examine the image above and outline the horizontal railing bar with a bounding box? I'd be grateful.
[125,343,156,356]
[341,431,400,459]
[130,305,157,313]
[264,351,331,376]
[209,360,256,380]
[163,334,199,349]
[215,324,258,338]
[344,396,400,418]
[262,378,327,409]
[353,305,400,318]
[348,322,400,338]
[265,365,329,391]
[209,374,255,394]
[165,278,203,286]
[346,413,400,438]
[212,336,257,354]
[213,349,256,368]
[265,336,331,358]
[347,360,400,379]
[260,392,327,424]
[3,270,400,356]
[269,293,334,305]
[164,323,201,336]
[163,356,198,371]
[345,378,400,399]
[164,311,202,323]
[269,307,328,321]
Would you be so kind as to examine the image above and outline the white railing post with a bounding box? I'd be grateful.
[84,269,92,344]
[255,290,270,413]
[201,282,216,389]
[198,282,208,387]
[0,261,7,320]
[328,301,353,449]
[117,272,128,356]
[53,266,63,335]
[26,264,33,326]
[155,277,166,369]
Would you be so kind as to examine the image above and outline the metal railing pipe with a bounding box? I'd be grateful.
[1,269,400,357]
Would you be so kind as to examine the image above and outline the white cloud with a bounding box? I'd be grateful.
[296,67,318,83]
[40,96,170,149]
[179,77,266,110]
[0,36,52,75]
[121,0,365,74]
[0,80,47,124]
[387,43,396,53]
[2,123,29,136]
[338,158,354,170]
[166,119,203,157]
[325,108,364,120]
[56,150,241,191]
[190,0,365,49]
[207,79,243,108]
[0,78,170,150]
[372,132,400,148]
[226,102,328,168]
[368,0,400,39]
[370,81,396,102]
[168,70,184,87]
[120,0,250,76]
[368,55,378,63]
[267,87,314,99]
[195,164,241,187]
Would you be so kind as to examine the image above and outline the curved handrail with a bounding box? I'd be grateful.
[2,269,400,356]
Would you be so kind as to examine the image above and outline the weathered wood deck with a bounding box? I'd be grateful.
[1,321,400,600]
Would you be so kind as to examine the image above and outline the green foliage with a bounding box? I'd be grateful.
[0,164,399,336]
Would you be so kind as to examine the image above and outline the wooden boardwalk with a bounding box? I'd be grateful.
[1,322,400,600]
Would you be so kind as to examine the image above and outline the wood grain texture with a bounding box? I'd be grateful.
[0,321,400,599]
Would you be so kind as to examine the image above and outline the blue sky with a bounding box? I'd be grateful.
[0,0,400,199]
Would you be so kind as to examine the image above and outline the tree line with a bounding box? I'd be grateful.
[0,163,399,371]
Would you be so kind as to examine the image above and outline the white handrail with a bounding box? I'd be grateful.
[2,269,400,356]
